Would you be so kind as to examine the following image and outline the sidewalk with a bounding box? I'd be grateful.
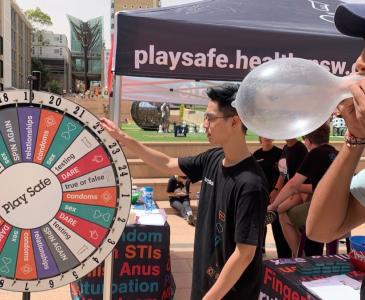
[1,200,364,300]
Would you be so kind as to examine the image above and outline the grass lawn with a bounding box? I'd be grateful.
[121,123,345,143]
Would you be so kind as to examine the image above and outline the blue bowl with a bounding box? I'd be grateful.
[350,236,365,252]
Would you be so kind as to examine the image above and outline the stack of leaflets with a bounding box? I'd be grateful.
[297,257,351,276]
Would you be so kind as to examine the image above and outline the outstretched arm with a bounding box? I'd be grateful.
[307,78,365,242]
[100,118,184,176]
[306,144,365,242]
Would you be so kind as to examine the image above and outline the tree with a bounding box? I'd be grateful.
[69,19,101,90]
[24,7,52,30]
[48,80,61,95]
[31,58,49,90]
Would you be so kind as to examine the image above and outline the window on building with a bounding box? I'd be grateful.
[32,47,34,56]
[0,83,3,92]
[0,60,3,78]
[39,47,42,55]
[0,36,3,55]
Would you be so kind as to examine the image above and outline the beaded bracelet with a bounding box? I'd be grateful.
[344,130,365,147]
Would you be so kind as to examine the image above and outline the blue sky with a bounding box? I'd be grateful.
[15,0,199,48]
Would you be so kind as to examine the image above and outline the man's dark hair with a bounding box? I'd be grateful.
[303,122,330,145]
[206,83,247,133]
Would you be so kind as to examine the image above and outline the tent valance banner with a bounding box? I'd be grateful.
[114,0,364,81]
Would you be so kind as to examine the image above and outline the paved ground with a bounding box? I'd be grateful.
[1,200,364,300]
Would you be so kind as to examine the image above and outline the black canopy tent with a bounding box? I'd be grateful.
[114,0,363,83]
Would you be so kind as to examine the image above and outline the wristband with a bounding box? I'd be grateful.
[344,130,365,147]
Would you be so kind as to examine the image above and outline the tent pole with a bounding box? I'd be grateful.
[103,75,121,300]
[109,75,121,122]
[102,252,114,300]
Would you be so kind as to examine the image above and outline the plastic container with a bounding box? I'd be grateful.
[349,235,365,252]
[349,251,365,271]
[131,191,141,204]
[143,186,154,211]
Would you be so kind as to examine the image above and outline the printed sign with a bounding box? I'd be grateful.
[0,90,131,292]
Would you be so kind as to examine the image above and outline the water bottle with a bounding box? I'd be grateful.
[232,58,362,139]
[143,186,154,211]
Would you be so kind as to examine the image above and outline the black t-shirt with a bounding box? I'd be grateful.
[253,146,282,191]
[282,141,308,180]
[297,144,338,190]
[179,148,268,300]
[166,176,190,203]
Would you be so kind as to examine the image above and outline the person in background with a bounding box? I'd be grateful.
[167,175,195,226]
[306,3,365,298]
[100,83,268,300]
[253,137,287,257]
[268,123,337,257]
[267,138,308,257]
[160,102,170,133]
[332,114,346,136]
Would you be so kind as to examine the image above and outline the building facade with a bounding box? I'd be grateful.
[32,30,72,92]
[105,0,161,93]
[110,0,161,34]
[68,15,103,91]
[0,0,4,91]
[0,0,32,90]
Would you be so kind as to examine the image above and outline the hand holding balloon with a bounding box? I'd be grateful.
[232,58,362,139]
[337,78,365,139]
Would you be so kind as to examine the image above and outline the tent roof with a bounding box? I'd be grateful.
[114,0,363,81]
[119,0,340,34]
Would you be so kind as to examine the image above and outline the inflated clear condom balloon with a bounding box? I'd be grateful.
[232,58,362,139]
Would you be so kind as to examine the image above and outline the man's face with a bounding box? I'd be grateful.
[260,137,273,146]
[356,48,365,73]
[203,101,235,145]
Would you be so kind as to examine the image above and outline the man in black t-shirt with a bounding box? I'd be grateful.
[100,83,268,300]
[268,123,338,256]
[253,137,286,257]
[268,138,308,258]
[253,137,282,190]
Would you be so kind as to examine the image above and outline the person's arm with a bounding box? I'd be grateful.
[169,190,188,197]
[269,174,285,203]
[100,118,184,176]
[268,173,307,210]
[202,243,256,300]
[297,183,312,194]
[307,77,365,242]
[307,145,365,242]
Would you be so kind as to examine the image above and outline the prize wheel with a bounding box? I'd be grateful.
[0,90,131,292]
